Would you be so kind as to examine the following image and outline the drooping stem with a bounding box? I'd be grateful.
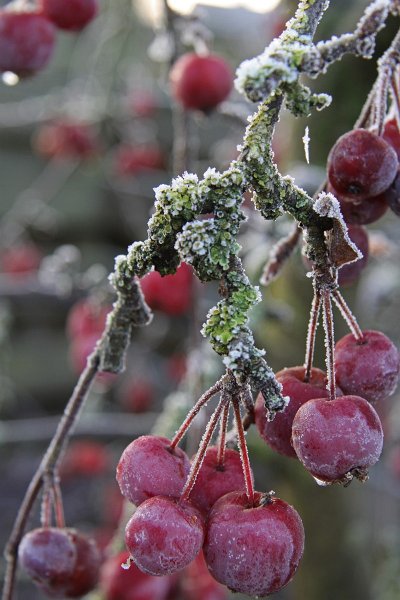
[232,396,255,506]
[260,224,302,286]
[332,290,364,341]
[321,291,336,400]
[217,398,230,468]
[304,288,322,381]
[1,353,100,600]
[180,397,226,502]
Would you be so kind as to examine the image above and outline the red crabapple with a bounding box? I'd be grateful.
[180,551,227,600]
[291,395,384,483]
[189,446,251,513]
[118,378,154,413]
[334,330,400,403]
[170,53,232,111]
[334,189,389,225]
[34,121,99,160]
[19,528,100,598]
[0,10,55,76]
[66,299,110,340]
[203,491,304,597]
[60,440,111,479]
[0,244,42,277]
[327,129,398,200]
[113,144,164,177]
[125,496,204,576]
[140,263,193,315]
[382,170,400,217]
[116,435,191,506]
[100,551,174,600]
[40,0,98,31]
[383,117,400,159]
[255,366,334,458]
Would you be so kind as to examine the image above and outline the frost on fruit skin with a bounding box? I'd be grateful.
[291,395,384,483]
[255,366,336,458]
[204,491,304,597]
[116,435,191,506]
[0,11,56,76]
[57,531,101,598]
[189,447,252,513]
[334,330,400,403]
[125,496,205,576]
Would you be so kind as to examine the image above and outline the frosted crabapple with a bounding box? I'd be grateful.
[383,117,400,159]
[327,128,398,200]
[19,527,100,598]
[40,0,98,31]
[291,395,384,483]
[203,491,304,597]
[255,366,334,458]
[0,10,56,76]
[170,53,233,111]
[140,262,193,315]
[189,446,252,513]
[116,435,191,506]
[334,330,400,403]
[125,496,204,576]
[180,551,227,600]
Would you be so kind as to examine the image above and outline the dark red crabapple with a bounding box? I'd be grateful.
[334,330,400,403]
[382,170,400,217]
[180,551,227,600]
[40,0,98,31]
[189,446,251,513]
[125,496,205,576]
[19,528,76,592]
[327,129,398,200]
[383,117,400,159]
[116,435,191,506]
[255,366,334,458]
[60,440,111,479]
[0,243,42,277]
[113,144,164,177]
[0,10,55,76]
[338,224,369,286]
[291,395,384,484]
[19,528,100,598]
[100,551,174,600]
[170,53,232,111]
[140,263,193,315]
[330,184,389,225]
[203,491,304,597]
[128,90,157,118]
[118,378,154,413]
[34,121,99,160]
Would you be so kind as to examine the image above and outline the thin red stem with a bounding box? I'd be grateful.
[304,288,322,381]
[180,397,225,503]
[51,479,65,529]
[332,290,364,341]
[322,291,336,400]
[40,486,52,529]
[169,377,225,450]
[217,399,229,468]
[232,397,255,506]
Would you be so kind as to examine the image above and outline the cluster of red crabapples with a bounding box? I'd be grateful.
[0,0,98,77]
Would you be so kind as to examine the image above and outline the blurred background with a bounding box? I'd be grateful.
[1,0,400,598]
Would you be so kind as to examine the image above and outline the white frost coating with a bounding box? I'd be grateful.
[302,126,310,164]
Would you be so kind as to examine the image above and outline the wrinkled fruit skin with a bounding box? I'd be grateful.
[125,496,205,576]
[0,11,55,75]
[292,395,383,483]
[327,129,398,200]
[116,435,191,506]
[100,551,173,600]
[255,366,333,458]
[189,446,250,513]
[170,53,232,111]
[40,0,98,31]
[204,491,304,597]
[334,330,400,403]
[19,528,100,598]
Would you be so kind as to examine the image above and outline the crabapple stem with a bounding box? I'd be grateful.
[217,398,230,468]
[169,377,225,450]
[260,224,301,286]
[2,353,100,600]
[52,479,65,529]
[180,397,226,503]
[322,291,336,400]
[390,73,400,123]
[304,288,322,381]
[40,486,52,529]
[332,290,364,341]
[232,396,255,507]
